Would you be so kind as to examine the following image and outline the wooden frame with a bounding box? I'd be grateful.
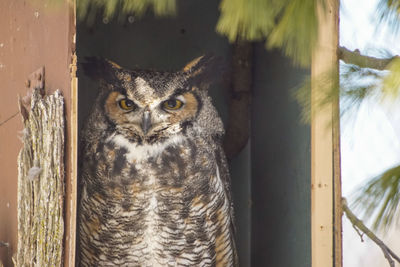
[311,0,342,266]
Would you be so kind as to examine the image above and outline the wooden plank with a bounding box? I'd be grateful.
[311,0,340,267]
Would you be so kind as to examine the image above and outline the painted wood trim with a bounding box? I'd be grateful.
[311,0,341,267]
[64,0,77,264]
[64,52,78,267]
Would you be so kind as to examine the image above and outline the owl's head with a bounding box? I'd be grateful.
[82,56,224,144]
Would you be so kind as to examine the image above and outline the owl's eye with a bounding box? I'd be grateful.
[162,99,184,110]
[118,99,135,111]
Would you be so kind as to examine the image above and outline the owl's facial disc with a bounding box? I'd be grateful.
[104,88,199,143]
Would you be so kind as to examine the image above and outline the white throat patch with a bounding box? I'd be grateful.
[107,134,185,162]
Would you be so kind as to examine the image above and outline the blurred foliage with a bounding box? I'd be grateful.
[347,64,400,233]
[341,55,400,234]
[377,0,400,34]
[293,62,385,124]
[293,77,313,124]
[293,68,339,124]
[216,0,284,41]
[217,0,321,67]
[352,165,400,232]
[46,0,399,68]
[338,67,400,233]
[77,0,176,24]
[340,63,386,113]
[266,0,320,67]
[75,0,321,67]
[382,57,400,99]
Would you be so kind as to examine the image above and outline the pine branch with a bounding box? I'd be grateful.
[338,46,399,70]
[342,198,400,267]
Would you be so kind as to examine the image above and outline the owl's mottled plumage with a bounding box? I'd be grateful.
[78,56,237,266]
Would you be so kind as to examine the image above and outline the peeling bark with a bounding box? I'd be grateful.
[16,88,65,267]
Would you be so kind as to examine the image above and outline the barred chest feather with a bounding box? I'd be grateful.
[78,133,235,267]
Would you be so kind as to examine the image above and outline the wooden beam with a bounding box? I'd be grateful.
[311,0,341,267]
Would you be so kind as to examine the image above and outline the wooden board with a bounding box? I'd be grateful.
[311,0,341,266]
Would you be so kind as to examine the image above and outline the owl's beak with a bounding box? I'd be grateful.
[141,110,151,135]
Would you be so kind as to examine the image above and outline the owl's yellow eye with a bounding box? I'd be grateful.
[118,99,135,111]
[162,99,184,110]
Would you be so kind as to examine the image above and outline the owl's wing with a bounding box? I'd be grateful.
[215,144,239,266]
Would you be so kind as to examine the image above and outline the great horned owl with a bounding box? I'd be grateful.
[78,56,237,266]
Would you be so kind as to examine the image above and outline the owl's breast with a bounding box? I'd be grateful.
[79,134,235,266]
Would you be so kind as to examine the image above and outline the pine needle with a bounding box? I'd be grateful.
[376,0,400,35]
[267,0,320,67]
[216,0,285,41]
[382,57,400,99]
[352,165,400,232]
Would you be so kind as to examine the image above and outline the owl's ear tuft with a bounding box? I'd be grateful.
[81,57,122,83]
[183,54,225,89]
